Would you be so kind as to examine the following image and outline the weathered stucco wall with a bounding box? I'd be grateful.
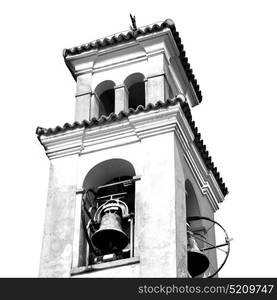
[174,139,187,277]
[136,133,177,277]
[39,155,78,277]
[174,138,218,276]
[39,104,222,278]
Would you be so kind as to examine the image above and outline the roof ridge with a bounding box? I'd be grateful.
[63,19,175,57]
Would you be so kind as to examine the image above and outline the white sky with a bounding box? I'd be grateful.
[1,0,277,277]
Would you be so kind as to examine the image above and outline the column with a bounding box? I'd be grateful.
[146,74,166,105]
[75,92,91,122]
[71,192,86,268]
[114,84,129,114]
[90,93,100,119]
[146,53,168,105]
[74,73,92,122]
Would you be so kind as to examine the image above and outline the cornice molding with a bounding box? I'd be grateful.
[68,31,174,78]
[63,19,202,103]
[174,110,224,210]
[39,104,224,208]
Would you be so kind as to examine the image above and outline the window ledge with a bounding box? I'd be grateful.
[71,256,140,276]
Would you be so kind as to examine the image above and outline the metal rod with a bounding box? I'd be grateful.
[96,192,127,200]
[129,216,134,258]
[193,232,207,239]
[76,188,97,195]
[97,176,141,190]
[76,189,84,195]
[202,243,229,252]
[194,236,227,254]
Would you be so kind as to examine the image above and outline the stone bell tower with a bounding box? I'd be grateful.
[36,18,228,278]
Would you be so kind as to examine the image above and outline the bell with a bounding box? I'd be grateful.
[187,231,210,277]
[91,211,129,253]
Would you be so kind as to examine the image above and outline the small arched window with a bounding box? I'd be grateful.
[95,80,115,117]
[124,73,145,110]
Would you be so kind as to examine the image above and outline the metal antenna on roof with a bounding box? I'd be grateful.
[129,14,137,32]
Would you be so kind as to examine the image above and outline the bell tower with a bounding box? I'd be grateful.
[36,18,229,278]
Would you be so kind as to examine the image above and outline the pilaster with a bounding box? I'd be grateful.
[146,74,167,105]
[114,84,129,113]
[90,93,100,119]
[75,92,91,122]
[75,73,93,122]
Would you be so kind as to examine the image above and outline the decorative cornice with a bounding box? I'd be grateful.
[36,96,228,197]
[63,19,202,103]
[174,112,224,209]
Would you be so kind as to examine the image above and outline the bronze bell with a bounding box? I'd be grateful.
[187,230,210,277]
[91,201,129,253]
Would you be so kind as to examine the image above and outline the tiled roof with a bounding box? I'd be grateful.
[36,97,228,196]
[63,19,202,103]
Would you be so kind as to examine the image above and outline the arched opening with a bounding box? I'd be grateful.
[185,180,212,278]
[81,159,137,266]
[83,159,136,215]
[124,73,145,110]
[95,80,115,117]
[185,180,201,218]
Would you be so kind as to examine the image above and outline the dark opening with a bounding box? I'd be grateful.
[81,159,136,266]
[99,89,115,117]
[128,81,145,110]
